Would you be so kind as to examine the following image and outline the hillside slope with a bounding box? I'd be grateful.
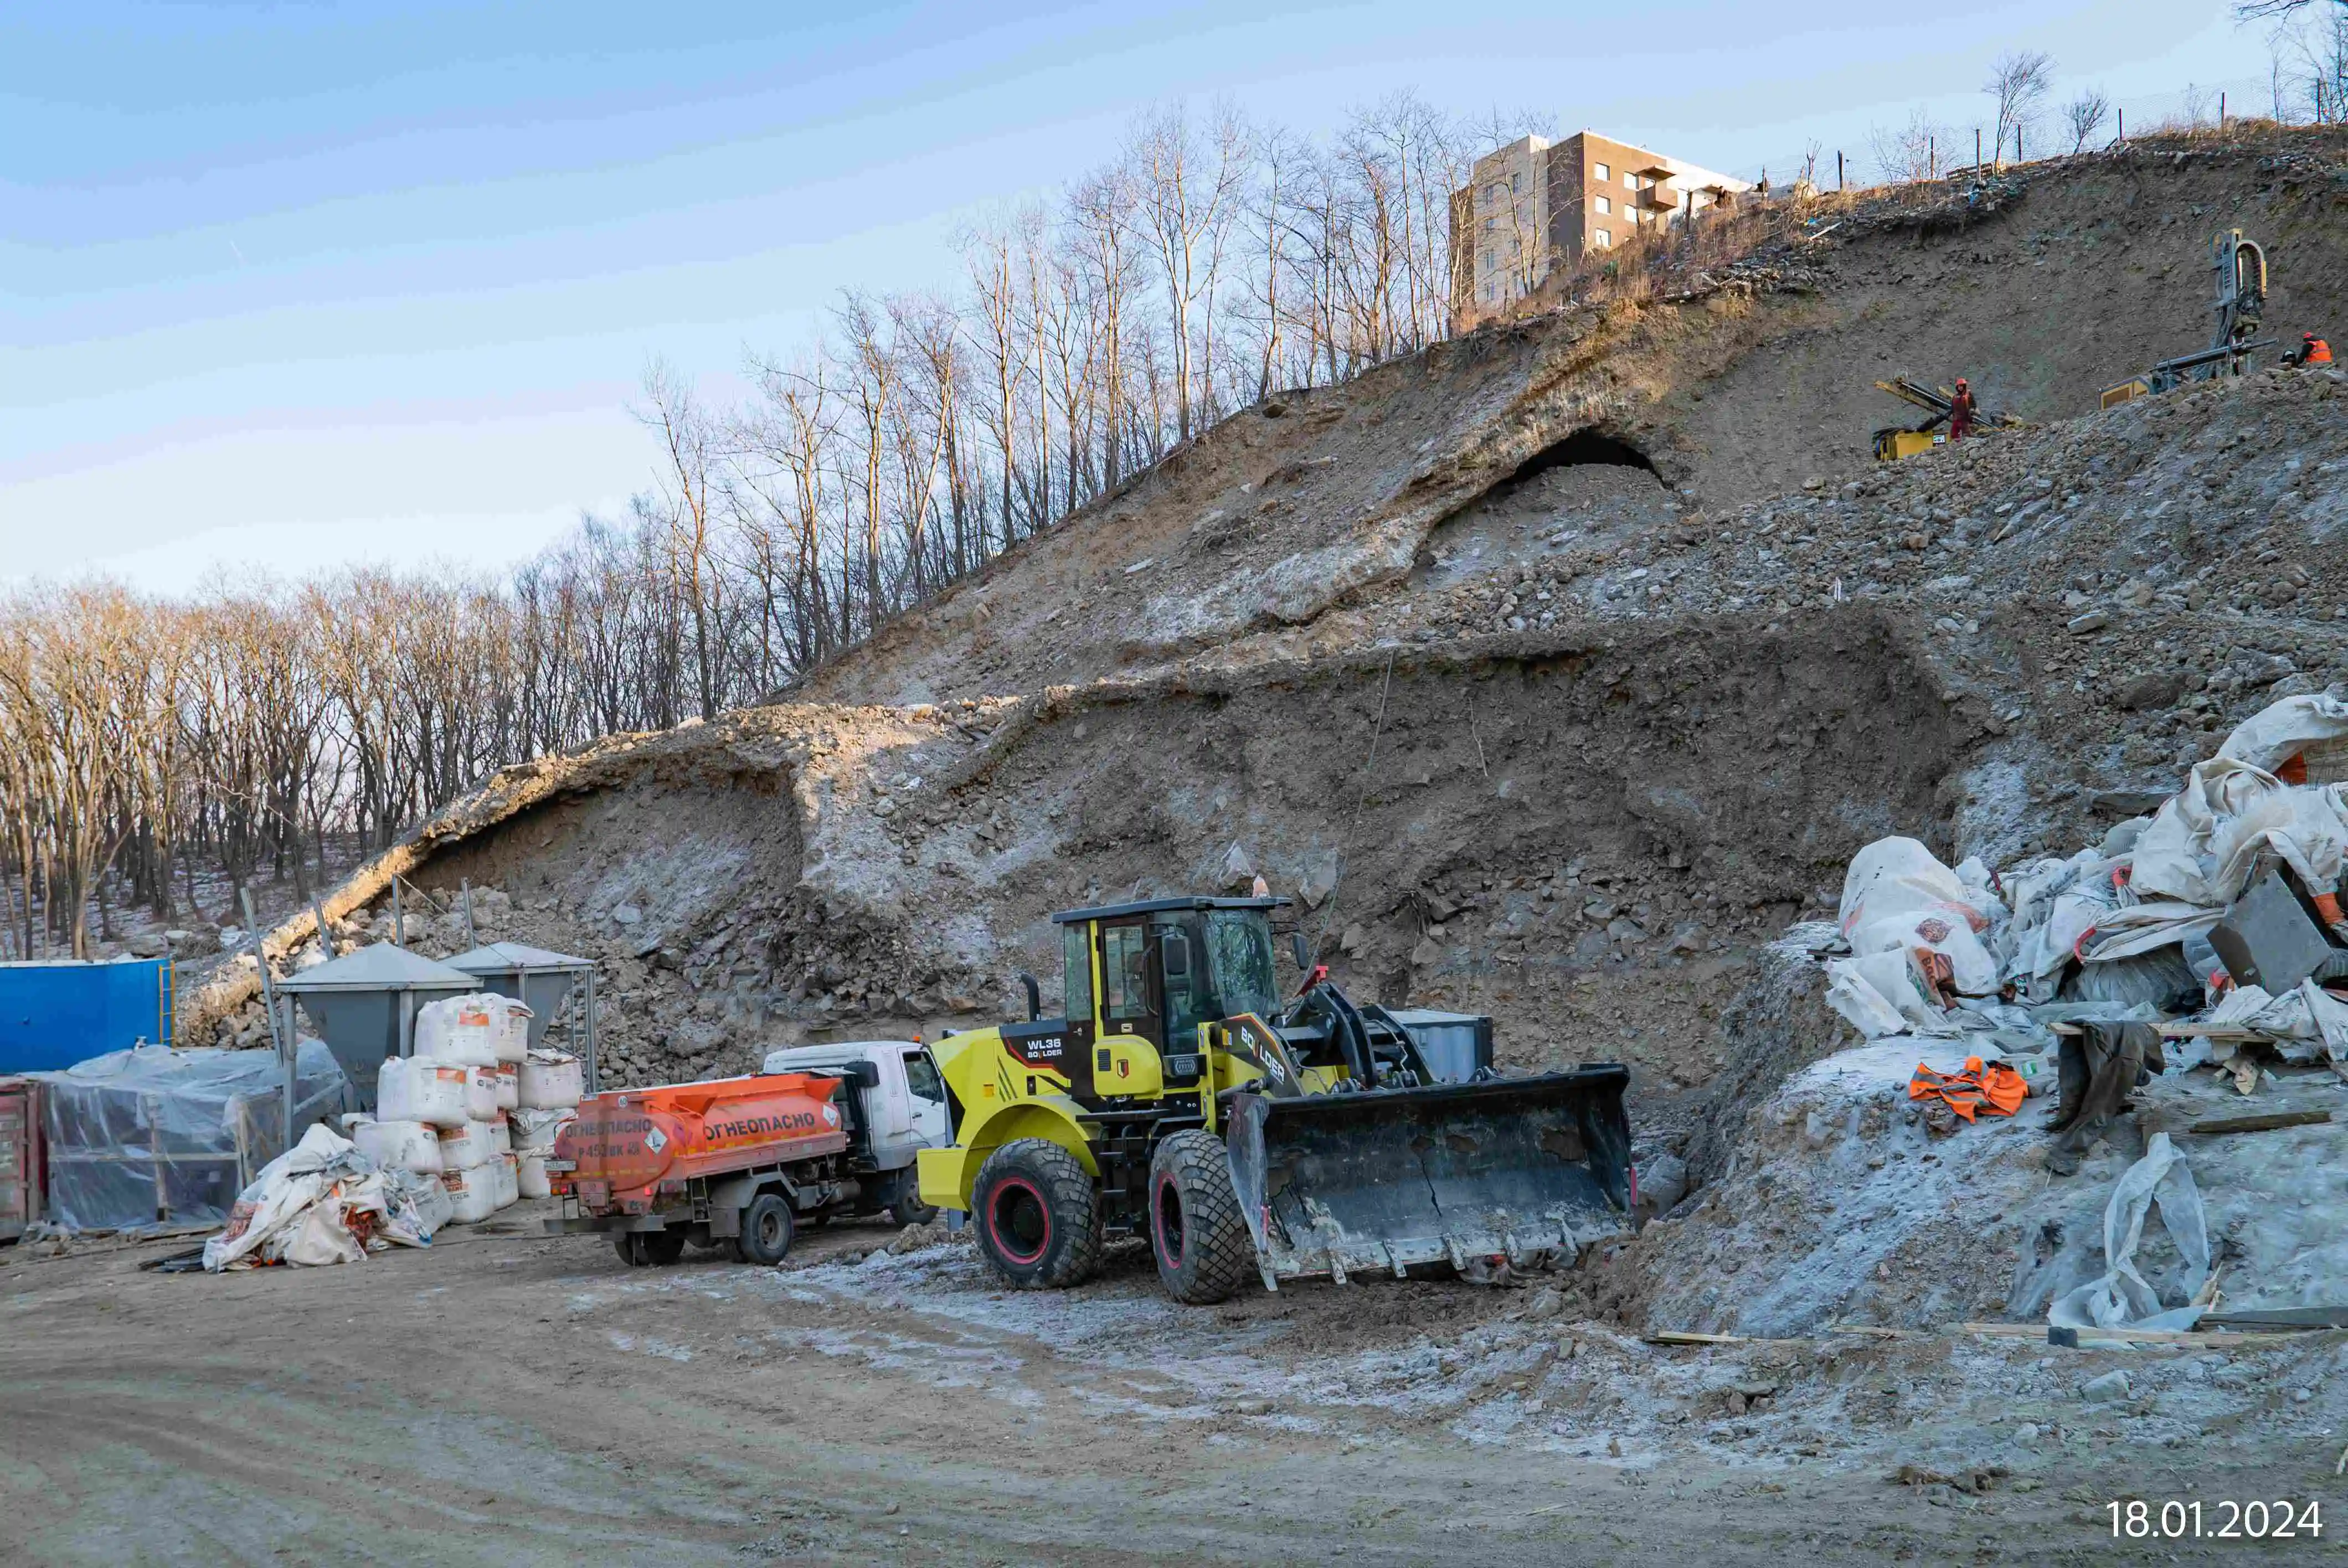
[203,129,2348,1161]
[803,133,2348,708]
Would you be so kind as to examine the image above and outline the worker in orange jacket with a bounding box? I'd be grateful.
[2286,333,2332,367]
[1948,378,1977,440]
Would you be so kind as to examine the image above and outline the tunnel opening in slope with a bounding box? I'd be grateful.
[1509,427,1657,483]
[1415,426,1670,587]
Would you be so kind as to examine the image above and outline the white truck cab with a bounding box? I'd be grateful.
[762,1039,952,1225]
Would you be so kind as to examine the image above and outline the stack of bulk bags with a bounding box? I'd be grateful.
[512,1048,586,1199]
[485,996,531,1118]
[412,995,517,1223]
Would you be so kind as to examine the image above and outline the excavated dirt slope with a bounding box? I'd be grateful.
[204,131,2348,1318]
[799,133,2348,708]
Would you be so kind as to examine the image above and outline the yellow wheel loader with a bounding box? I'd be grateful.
[915,896,1633,1304]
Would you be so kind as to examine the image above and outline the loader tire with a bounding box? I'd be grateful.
[973,1138,1101,1289]
[1148,1130,1253,1305]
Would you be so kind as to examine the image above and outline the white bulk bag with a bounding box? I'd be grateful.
[489,996,533,1064]
[436,1119,501,1170]
[464,1065,498,1122]
[352,1117,445,1174]
[488,1113,512,1156]
[491,1063,519,1112]
[519,1049,584,1110]
[509,1106,578,1156]
[378,1058,473,1129]
[441,1165,499,1224]
[1837,836,2000,998]
[414,995,500,1068]
[516,1153,552,1201]
[491,1152,519,1210]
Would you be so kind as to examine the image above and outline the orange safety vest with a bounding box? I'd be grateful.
[2309,338,2334,365]
[1908,1056,2027,1121]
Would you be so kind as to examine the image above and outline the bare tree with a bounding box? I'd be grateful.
[2064,87,2113,151]
[12,91,1723,958]
[1870,107,1945,184]
[1986,49,2056,166]
[1131,101,1251,443]
[637,360,724,720]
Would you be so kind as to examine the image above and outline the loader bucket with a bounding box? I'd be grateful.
[1224,1065,1631,1288]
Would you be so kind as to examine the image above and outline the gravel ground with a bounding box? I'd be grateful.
[1,1205,2334,1565]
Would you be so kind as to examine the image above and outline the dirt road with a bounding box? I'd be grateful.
[0,1210,2324,1565]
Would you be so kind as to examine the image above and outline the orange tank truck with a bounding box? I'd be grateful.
[548,1071,858,1267]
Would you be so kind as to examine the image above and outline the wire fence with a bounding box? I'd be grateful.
[1723,68,2320,198]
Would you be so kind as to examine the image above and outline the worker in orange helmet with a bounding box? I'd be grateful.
[2287,332,2333,367]
[1948,378,1977,441]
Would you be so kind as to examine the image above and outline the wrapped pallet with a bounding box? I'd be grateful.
[33,1041,351,1234]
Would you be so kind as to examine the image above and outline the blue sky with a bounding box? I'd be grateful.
[1,1,2279,592]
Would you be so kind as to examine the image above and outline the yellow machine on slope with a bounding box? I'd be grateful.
[1871,375,2022,461]
[916,896,1633,1303]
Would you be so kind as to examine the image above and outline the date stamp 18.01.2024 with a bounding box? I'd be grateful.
[2106,1498,2320,1541]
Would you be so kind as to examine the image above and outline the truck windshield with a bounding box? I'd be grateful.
[1206,910,1278,1020]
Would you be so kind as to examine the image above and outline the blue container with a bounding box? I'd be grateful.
[0,959,174,1074]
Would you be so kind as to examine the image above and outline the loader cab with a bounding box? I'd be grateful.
[1051,896,1287,1099]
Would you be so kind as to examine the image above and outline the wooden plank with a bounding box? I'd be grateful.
[1643,1330,1746,1346]
[2186,1109,2332,1136]
[2203,1306,2348,1330]
[1643,1330,1827,1348]
[1958,1321,2309,1348]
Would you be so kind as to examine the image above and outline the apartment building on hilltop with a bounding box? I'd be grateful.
[1451,132,1751,327]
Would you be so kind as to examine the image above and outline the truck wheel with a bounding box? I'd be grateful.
[889,1175,939,1229]
[615,1230,687,1267]
[1148,1130,1253,1305]
[973,1138,1100,1289]
[734,1194,796,1266]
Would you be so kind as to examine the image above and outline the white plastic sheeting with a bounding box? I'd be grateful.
[2047,1132,2211,1333]
[2218,693,2348,773]
[202,1122,437,1271]
[1827,693,2348,1043]
[33,1040,351,1234]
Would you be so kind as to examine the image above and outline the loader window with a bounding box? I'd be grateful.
[1206,910,1278,1020]
[1062,924,1093,1023]
[1103,922,1151,1023]
[1156,921,1206,1048]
